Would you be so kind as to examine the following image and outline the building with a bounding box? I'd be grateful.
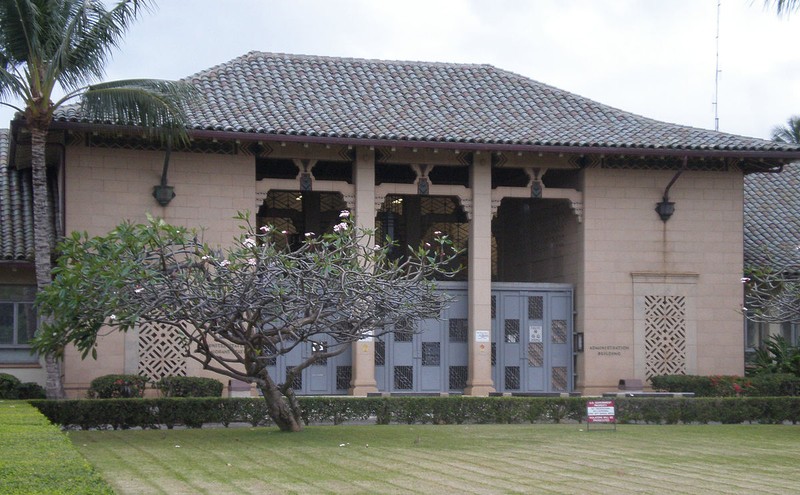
[3,52,800,397]
[743,163,800,359]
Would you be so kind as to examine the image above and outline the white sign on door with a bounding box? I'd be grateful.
[529,325,543,343]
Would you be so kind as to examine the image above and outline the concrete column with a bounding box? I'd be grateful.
[464,152,495,395]
[349,147,379,396]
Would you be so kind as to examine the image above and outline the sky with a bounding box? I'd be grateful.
[2,0,798,140]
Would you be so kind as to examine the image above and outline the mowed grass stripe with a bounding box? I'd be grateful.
[403,449,539,493]
[504,437,784,494]
[358,448,507,494]
[334,447,474,494]
[70,424,800,495]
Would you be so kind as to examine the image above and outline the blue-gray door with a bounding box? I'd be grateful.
[265,338,352,395]
[376,289,468,393]
[493,289,572,393]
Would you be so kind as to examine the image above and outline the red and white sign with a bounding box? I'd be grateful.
[587,400,616,423]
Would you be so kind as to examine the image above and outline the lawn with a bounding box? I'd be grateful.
[69,422,800,495]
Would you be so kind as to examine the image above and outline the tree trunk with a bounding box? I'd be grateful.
[256,373,303,432]
[30,126,65,399]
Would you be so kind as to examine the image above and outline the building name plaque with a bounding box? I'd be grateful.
[588,345,630,356]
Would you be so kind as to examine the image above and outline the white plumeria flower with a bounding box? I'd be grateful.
[220,260,231,267]
[243,237,256,248]
[281,230,288,235]
[109,314,117,321]
[339,210,350,218]
[434,230,442,235]
[373,245,381,250]
[134,287,144,294]
[333,222,348,232]
[305,232,315,237]
[741,277,751,283]
[260,226,270,233]
[247,258,257,266]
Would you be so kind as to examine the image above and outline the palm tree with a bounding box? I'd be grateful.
[0,0,194,398]
[771,116,800,144]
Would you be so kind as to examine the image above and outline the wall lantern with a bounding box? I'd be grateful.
[655,158,686,223]
[655,198,675,222]
[153,184,175,206]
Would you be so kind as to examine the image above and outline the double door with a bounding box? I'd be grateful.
[493,288,572,393]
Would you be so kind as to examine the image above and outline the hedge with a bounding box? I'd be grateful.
[650,374,800,397]
[156,376,223,397]
[29,396,800,429]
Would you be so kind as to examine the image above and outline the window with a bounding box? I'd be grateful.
[0,285,38,364]
[781,322,799,346]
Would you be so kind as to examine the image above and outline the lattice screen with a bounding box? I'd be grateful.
[137,321,187,381]
[644,295,687,378]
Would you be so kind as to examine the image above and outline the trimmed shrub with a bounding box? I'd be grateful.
[87,374,148,399]
[650,374,800,397]
[17,381,46,399]
[156,376,224,397]
[0,373,22,399]
[746,373,800,396]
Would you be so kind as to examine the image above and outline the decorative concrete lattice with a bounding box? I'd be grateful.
[644,295,687,378]
[551,366,568,391]
[137,321,187,381]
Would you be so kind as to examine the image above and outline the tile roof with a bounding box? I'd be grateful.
[0,129,34,262]
[744,165,800,270]
[54,51,800,154]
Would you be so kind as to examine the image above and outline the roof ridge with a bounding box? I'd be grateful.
[184,50,497,81]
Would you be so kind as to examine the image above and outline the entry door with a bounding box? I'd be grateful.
[387,321,444,393]
[493,290,572,393]
[271,338,353,395]
[380,288,468,393]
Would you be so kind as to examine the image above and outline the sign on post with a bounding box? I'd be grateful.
[586,400,616,431]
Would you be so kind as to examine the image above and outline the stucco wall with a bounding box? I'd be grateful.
[61,145,255,396]
[579,167,745,394]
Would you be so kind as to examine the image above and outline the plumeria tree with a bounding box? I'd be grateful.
[743,265,800,325]
[32,211,460,432]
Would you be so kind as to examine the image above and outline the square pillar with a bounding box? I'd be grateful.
[349,146,379,395]
[464,152,495,395]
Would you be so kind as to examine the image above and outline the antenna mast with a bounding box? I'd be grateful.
[713,0,721,131]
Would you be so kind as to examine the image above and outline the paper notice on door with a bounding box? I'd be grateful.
[529,325,543,343]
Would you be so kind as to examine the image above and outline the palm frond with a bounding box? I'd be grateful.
[771,116,800,144]
[78,78,198,142]
[0,0,41,64]
[51,0,154,90]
